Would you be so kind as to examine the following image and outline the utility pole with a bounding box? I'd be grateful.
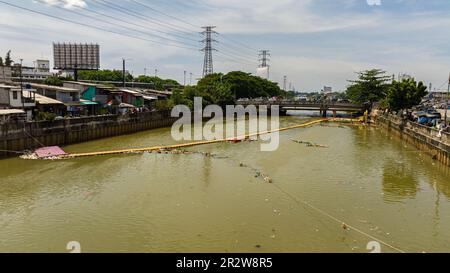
[144,67,147,76]
[258,50,270,79]
[184,70,187,87]
[446,73,449,126]
[190,73,193,86]
[283,76,287,91]
[20,59,24,110]
[122,58,126,88]
[155,69,158,78]
[201,26,217,77]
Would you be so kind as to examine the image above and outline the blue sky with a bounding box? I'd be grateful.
[1,0,450,92]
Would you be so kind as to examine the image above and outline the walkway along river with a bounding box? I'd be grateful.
[0,115,449,252]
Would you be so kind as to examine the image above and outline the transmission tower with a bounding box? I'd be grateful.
[201,26,217,77]
[258,50,270,79]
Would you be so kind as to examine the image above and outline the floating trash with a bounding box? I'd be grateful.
[290,139,329,148]
[342,223,349,230]
[20,146,67,160]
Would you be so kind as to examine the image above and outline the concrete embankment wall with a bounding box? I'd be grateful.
[0,110,178,157]
[376,114,450,166]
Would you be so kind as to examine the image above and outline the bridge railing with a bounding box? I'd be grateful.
[236,100,364,108]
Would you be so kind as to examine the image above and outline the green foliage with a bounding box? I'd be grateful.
[0,57,3,66]
[154,100,170,111]
[385,79,428,111]
[78,70,133,82]
[333,92,349,100]
[167,89,191,108]
[4,50,12,66]
[346,69,391,104]
[197,71,283,100]
[44,76,63,86]
[165,71,284,109]
[44,76,73,86]
[35,112,57,121]
[134,75,180,91]
[285,91,297,100]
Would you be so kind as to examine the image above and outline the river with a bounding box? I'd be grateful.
[0,115,449,253]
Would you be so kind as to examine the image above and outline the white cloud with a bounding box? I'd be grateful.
[38,0,86,9]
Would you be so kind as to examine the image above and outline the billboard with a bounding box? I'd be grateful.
[53,43,100,70]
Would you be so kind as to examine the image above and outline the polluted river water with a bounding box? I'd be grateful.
[0,115,450,253]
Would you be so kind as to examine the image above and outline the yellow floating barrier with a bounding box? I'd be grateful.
[58,118,360,159]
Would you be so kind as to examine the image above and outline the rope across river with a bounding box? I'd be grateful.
[31,117,408,252]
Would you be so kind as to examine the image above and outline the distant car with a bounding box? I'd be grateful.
[338,99,350,103]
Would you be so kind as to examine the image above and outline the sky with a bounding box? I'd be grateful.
[0,0,450,92]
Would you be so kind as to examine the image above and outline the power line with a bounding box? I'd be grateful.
[215,43,257,63]
[219,33,259,52]
[35,0,198,48]
[93,0,197,37]
[105,0,259,59]
[97,0,260,67]
[219,36,259,56]
[82,1,200,43]
[1,0,261,75]
[130,0,199,29]
[216,50,257,67]
[0,1,198,51]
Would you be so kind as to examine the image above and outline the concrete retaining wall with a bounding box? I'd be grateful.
[377,114,450,166]
[0,110,178,157]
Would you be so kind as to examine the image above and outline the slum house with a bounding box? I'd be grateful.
[22,90,65,117]
[0,109,27,124]
[64,81,123,114]
[26,83,97,116]
[142,89,172,100]
[119,89,144,108]
[0,84,36,120]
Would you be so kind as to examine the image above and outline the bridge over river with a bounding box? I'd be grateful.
[236,100,366,117]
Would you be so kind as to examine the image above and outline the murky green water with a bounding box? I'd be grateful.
[0,116,450,253]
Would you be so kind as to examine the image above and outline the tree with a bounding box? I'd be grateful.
[0,57,3,66]
[43,75,73,86]
[134,75,180,91]
[4,50,13,66]
[346,69,391,105]
[385,78,428,111]
[196,71,284,100]
[78,70,133,82]
[44,76,63,86]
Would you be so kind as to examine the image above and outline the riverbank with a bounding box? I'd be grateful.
[0,110,178,158]
[375,113,450,166]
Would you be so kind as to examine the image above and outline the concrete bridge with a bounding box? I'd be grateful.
[236,100,366,117]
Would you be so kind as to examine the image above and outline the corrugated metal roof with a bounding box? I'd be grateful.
[0,84,19,89]
[120,89,144,96]
[28,83,79,93]
[0,109,26,115]
[22,90,63,105]
[143,95,158,100]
